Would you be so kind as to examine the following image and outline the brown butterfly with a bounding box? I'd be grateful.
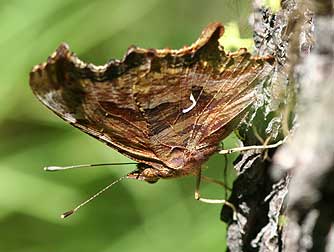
[30,22,274,217]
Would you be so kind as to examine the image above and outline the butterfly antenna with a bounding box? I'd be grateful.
[61,175,127,219]
[44,162,136,171]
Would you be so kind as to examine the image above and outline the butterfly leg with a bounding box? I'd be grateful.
[219,137,287,155]
[201,175,232,191]
[194,169,237,220]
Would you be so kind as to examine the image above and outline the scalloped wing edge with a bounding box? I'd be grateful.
[30,22,273,77]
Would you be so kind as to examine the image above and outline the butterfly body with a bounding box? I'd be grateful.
[30,22,274,183]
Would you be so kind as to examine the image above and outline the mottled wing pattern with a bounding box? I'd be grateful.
[29,22,274,171]
[29,45,165,167]
[131,24,274,168]
[187,49,274,151]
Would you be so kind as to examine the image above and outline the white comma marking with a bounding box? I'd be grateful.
[182,93,197,113]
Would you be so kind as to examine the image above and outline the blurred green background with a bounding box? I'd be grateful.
[0,0,271,251]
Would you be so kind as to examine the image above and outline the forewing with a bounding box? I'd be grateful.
[29,22,274,170]
[29,44,162,165]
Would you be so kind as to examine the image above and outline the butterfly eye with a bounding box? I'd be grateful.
[128,165,161,183]
[146,178,160,184]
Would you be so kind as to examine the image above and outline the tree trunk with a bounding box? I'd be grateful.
[222,1,334,251]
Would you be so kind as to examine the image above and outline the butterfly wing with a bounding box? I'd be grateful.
[29,22,274,171]
[29,44,165,167]
[130,23,274,168]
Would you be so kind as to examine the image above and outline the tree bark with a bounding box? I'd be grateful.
[222,1,334,251]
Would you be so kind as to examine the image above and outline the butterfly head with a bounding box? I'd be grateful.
[127,163,181,183]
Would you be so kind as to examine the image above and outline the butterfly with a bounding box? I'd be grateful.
[30,22,274,217]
